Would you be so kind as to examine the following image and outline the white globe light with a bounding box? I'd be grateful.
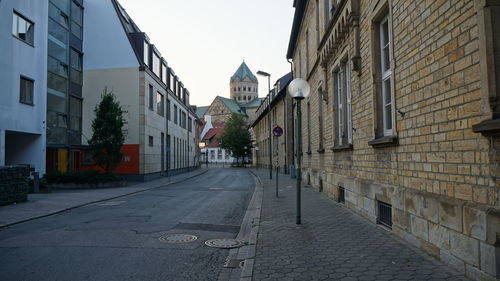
[287,78,310,100]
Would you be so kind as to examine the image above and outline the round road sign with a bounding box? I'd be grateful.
[273,126,283,137]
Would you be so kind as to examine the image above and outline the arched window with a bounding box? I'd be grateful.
[243,86,246,91]
[248,96,251,100]
[238,87,240,91]
[243,96,247,100]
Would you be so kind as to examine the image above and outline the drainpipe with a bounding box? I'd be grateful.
[287,58,294,177]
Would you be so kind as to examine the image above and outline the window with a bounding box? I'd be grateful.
[324,0,333,27]
[149,136,153,146]
[472,2,500,135]
[174,105,178,124]
[70,1,83,39]
[238,87,240,91]
[152,52,161,77]
[379,14,393,136]
[69,96,82,131]
[20,77,34,105]
[333,61,352,146]
[182,111,187,129]
[167,99,171,120]
[157,92,164,116]
[218,149,222,160]
[306,31,310,73]
[161,63,167,84]
[318,87,324,151]
[307,100,311,152]
[188,117,192,132]
[210,150,215,160]
[369,8,396,145]
[316,0,320,44]
[143,41,149,66]
[148,85,154,110]
[70,49,82,85]
[12,12,34,45]
[49,2,69,28]
[48,56,68,78]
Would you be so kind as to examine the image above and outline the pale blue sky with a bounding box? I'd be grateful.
[118,0,295,106]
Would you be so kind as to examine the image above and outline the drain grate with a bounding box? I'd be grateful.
[158,234,198,243]
[205,238,244,249]
[224,258,244,268]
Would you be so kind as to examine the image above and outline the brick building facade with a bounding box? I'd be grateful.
[254,0,500,280]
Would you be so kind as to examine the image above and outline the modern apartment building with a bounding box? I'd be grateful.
[0,0,83,175]
[253,0,500,280]
[45,0,84,173]
[82,0,199,181]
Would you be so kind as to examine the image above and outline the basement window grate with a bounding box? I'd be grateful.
[377,201,392,228]
[338,187,345,203]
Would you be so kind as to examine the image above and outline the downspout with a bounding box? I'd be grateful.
[287,58,294,176]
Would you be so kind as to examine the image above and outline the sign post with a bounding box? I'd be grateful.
[273,126,283,198]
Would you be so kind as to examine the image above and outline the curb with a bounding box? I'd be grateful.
[0,169,208,230]
[218,169,263,281]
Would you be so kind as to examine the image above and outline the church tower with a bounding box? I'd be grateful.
[230,61,259,105]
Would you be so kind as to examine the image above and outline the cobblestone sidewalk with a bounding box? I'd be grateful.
[251,169,470,281]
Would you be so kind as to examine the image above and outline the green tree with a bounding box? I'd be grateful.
[220,113,251,164]
[88,87,124,173]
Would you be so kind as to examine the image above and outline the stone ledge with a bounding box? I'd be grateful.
[472,118,500,136]
[368,136,398,148]
[330,144,353,151]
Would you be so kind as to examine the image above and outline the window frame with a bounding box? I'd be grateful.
[148,84,154,111]
[369,2,398,147]
[12,11,35,46]
[19,76,34,106]
[157,91,164,116]
[332,56,353,148]
[472,1,500,136]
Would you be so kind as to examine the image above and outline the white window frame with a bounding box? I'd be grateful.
[333,58,353,146]
[379,14,393,137]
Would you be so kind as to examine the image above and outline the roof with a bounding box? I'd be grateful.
[230,62,258,82]
[287,0,308,59]
[202,123,225,148]
[242,97,264,108]
[218,96,246,114]
[196,106,209,118]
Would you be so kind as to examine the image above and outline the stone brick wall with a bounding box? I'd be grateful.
[205,97,235,124]
[288,0,500,280]
[0,166,29,206]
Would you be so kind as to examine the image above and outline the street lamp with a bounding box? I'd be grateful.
[287,78,310,225]
[257,70,272,180]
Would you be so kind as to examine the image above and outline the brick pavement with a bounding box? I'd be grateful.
[251,169,471,281]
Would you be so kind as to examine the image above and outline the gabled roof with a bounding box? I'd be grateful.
[218,96,246,114]
[242,97,264,108]
[287,0,308,59]
[202,123,225,148]
[231,62,257,82]
[196,106,209,118]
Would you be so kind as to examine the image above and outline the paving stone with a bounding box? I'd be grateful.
[250,170,471,281]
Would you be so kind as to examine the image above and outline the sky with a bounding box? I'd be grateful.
[118,0,295,107]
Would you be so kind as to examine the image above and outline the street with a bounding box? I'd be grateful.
[0,168,254,281]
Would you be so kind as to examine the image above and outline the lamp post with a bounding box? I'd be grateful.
[257,70,272,179]
[287,78,310,225]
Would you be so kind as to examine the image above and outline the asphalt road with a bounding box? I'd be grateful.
[0,168,255,281]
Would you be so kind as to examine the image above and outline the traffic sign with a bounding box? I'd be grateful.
[273,126,283,137]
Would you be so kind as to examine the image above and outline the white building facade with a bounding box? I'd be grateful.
[0,0,48,174]
[82,0,199,181]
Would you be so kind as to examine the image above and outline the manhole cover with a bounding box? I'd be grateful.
[205,238,244,249]
[159,234,198,243]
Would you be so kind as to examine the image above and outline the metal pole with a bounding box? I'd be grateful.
[296,100,302,225]
[276,164,278,198]
[268,76,272,180]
